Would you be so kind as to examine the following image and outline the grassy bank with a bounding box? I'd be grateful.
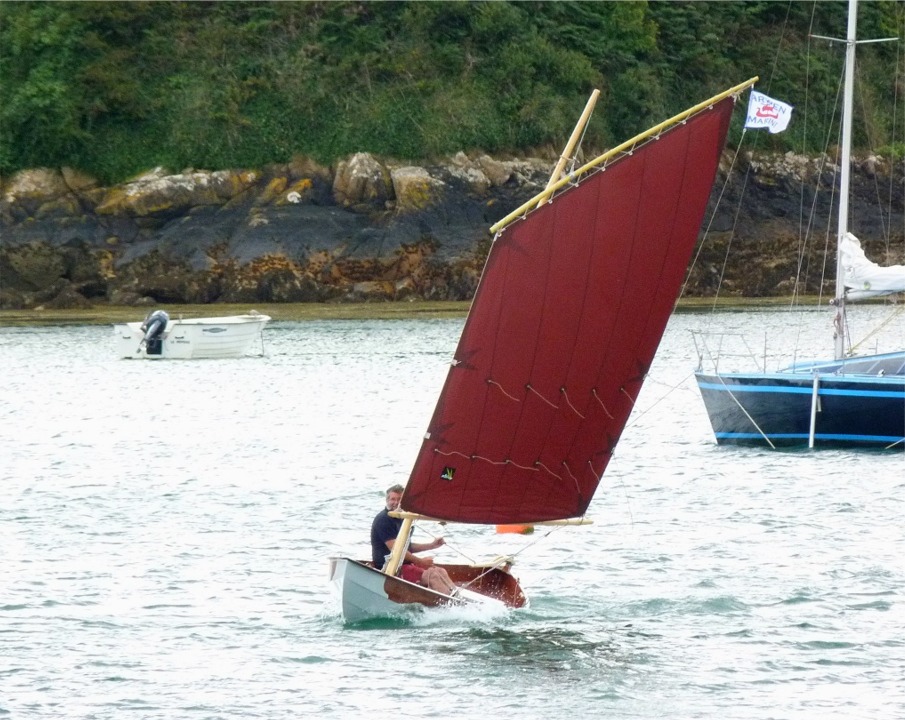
[0,297,827,327]
[0,301,472,326]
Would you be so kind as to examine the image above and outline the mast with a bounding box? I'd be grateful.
[833,0,858,361]
[534,89,600,209]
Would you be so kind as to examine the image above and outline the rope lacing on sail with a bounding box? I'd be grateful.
[486,378,521,402]
[591,388,615,419]
[525,383,559,409]
[559,387,586,420]
[486,378,593,422]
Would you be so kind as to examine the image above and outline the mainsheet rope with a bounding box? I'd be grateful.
[409,518,580,592]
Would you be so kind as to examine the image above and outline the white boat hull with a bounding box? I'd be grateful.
[114,314,270,359]
[328,557,526,623]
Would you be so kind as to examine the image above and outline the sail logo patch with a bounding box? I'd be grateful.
[440,466,455,481]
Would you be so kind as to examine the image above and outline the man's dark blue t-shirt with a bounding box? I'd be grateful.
[371,508,402,568]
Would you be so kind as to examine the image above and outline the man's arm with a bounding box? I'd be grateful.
[385,536,444,566]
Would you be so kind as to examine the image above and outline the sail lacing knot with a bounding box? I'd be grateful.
[560,387,586,419]
[534,460,563,481]
[620,387,635,406]
[487,378,521,402]
[435,448,579,485]
[507,458,540,472]
[435,448,542,472]
[526,383,559,409]
[591,388,615,419]
[434,449,471,461]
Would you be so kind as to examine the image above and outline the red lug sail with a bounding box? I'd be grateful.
[402,93,738,524]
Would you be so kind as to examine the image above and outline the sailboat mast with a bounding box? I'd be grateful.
[834,0,858,361]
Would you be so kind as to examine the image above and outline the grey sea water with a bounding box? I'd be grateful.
[2,308,903,719]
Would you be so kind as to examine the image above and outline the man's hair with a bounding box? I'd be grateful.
[386,484,404,496]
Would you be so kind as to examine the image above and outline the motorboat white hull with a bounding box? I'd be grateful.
[114,314,270,359]
[328,557,525,623]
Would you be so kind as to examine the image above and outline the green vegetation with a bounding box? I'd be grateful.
[1,1,901,184]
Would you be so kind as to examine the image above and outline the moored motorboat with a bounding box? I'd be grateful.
[114,310,271,359]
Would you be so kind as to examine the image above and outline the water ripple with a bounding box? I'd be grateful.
[2,315,904,718]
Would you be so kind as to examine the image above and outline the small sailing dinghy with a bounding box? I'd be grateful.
[329,78,757,622]
[694,0,905,450]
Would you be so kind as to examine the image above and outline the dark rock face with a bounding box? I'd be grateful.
[1,151,902,310]
[687,152,904,299]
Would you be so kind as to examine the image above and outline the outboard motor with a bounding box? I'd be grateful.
[140,310,169,355]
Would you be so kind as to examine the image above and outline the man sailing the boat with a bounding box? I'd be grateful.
[371,484,458,595]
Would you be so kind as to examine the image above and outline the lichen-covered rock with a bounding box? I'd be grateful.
[0,148,900,309]
[390,166,445,212]
[95,168,257,218]
[447,152,491,193]
[476,155,515,187]
[333,152,393,207]
[2,168,71,203]
[3,242,66,290]
[42,281,93,310]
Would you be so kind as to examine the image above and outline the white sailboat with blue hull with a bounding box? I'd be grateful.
[695,0,905,450]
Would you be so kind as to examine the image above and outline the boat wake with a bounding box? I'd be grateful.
[410,596,514,627]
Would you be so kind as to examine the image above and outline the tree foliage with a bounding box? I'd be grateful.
[0,0,901,183]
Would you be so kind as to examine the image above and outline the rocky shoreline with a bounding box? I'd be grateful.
[1,149,902,310]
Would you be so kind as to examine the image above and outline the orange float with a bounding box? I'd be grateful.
[495,524,534,535]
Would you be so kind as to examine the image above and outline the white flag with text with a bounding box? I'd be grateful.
[745,91,793,134]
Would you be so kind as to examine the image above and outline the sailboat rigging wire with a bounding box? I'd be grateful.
[455,556,516,592]
[712,374,777,449]
[818,72,846,310]
[442,520,593,595]
[455,526,570,592]
[849,304,905,355]
[479,522,573,570]
[623,371,698,431]
[890,13,904,258]
[412,524,478,565]
[855,61,892,245]
[678,24,771,312]
[685,136,745,309]
[565,110,594,177]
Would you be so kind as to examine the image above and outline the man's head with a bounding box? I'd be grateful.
[385,484,404,510]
